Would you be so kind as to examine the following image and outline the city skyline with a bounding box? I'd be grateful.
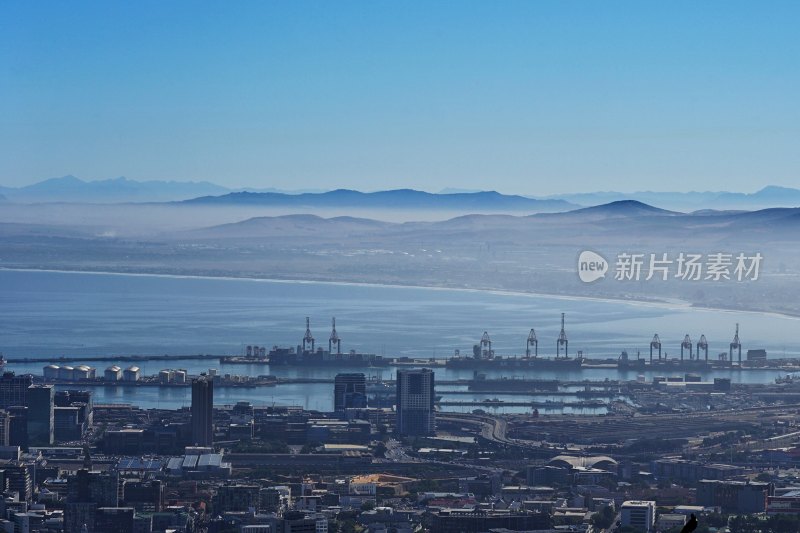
[3,4,800,531]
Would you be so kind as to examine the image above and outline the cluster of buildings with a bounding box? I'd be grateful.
[6,362,800,532]
[0,368,434,532]
[334,370,436,436]
[0,373,93,448]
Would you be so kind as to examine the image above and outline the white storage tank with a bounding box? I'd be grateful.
[73,365,94,380]
[43,365,60,380]
[59,366,75,381]
[174,370,187,384]
[159,370,172,384]
[123,366,140,382]
[105,365,122,381]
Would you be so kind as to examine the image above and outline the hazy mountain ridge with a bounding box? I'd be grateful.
[546,186,800,210]
[2,198,799,317]
[180,200,800,242]
[535,199,679,220]
[186,214,392,239]
[182,188,575,212]
[0,175,231,203]
[3,176,800,211]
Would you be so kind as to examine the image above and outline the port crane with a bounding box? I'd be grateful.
[730,323,742,365]
[302,317,315,352]
[329,317,341,354]
[526,329,538,358]
[650,334,662,363]
[556,313,568,358]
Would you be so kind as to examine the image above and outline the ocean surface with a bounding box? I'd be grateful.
[1,269,797,411]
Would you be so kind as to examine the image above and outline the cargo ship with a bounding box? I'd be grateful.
[445,355,584,370]
[616,349,712,371]
[446,318,584,370]
[266,345,389,367]
[221,317,390,367]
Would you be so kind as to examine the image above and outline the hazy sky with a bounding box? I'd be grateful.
[1,2,798,194]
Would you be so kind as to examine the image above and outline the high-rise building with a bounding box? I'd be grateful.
[26,384,54,446]
[215,484,261,513]
[191,375,214,446]
[95,507,135,533]
[8,406,28,449]
[333,373,367,413]
[0,409,10,446]
[54,390,94,442]
[697,480,773,513]
[56,390,94,427]
[0,373,33,409]
[282,511,328,533]
[620,500,656,532]
[64,469,120,533]
[395,369,435,436]
[429,509,551,532]
[260,485,291,514]
[4,464,32,502]
[122,479,164,512]
[54,406,82,442]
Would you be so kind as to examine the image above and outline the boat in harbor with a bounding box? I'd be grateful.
[222,317,391,367]
[445,355,584,370]
[266,346,389,367]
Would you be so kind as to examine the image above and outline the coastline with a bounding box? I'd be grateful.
[3,265,799,322]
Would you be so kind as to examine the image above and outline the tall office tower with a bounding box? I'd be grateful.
[395,369,435,436]
[54,390,94,442]
[0,372,33,409]
[122,479,164,512]
[95,507,135,533]
[333,373,367,413]
[0,409,9,446]
[26,384,54,446]
[191,375,214,446]
[64,469,120,533]
[8,406,28,449]
[4,464,32,502]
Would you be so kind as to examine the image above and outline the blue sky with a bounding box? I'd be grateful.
[1,1,798,194]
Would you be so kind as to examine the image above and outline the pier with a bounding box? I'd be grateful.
[436,399,607,408]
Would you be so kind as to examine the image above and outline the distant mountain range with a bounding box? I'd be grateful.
[0,175,330,203]
[564,199,678,217]
[0,175,231,203]
[182,189,575,212]
[178,199,800,246]
[2,175,800,211]
[545,186,800,211]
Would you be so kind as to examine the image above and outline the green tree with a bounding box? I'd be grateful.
[765,514,800,533]
[755,471,773,482]
[590,505,616,529]
[415,478,439,493]
[373,442,387,458]
[361,500,376,511]
[729,515,761,533]
[339,521,357,533]
[300,441,322,454]
[704,512,729,527]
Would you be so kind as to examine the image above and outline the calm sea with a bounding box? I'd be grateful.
[1,269,796,410]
